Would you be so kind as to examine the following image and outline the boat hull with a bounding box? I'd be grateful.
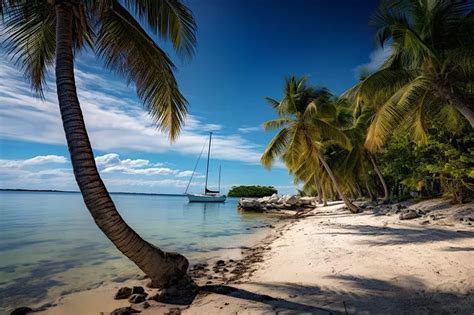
[187,194,227,203]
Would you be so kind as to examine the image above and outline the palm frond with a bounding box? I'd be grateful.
[262,118,292,131]
[261,127,292,169]
[96,2,187,141]
[365,77,431,151]
[1,1,55,95]
[312,118,352,151]
[123,0,197,60]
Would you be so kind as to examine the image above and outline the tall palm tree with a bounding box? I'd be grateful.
[347,0,474,152]
[261,77,360,213]
[1,0,196,288]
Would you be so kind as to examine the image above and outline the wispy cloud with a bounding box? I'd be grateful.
[238,126,262,133]
[0,59,265,164]
[0,155,67,168]
[353,46,392,77]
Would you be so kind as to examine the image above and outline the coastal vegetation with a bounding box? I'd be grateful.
[228,185,278,197]
[1,0,197,291]
[261,0,473,208]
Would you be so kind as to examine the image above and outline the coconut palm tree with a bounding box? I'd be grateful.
[261,77,360,213]
[1,0,196,288]
[347,0,474,152]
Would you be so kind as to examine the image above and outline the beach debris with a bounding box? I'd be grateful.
[129,293,147,304]
[238,194,317,212]
[10,307,33,315]
[114,287,132,299]
[110,306,141,314]
[399,210,420,220]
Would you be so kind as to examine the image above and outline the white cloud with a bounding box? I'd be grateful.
[175,170,195,177]
[95,153,176,175]
[0,155,67,168]
[0,60,265,165]
[354,46,392,76]
[238,126,261,133]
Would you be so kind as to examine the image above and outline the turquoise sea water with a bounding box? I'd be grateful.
[0,191,274,312]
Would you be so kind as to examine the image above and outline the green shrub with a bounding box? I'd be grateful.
[227,185,277,197]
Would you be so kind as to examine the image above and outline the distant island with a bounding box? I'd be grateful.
[0,188,185,197]
[227,185,277,198]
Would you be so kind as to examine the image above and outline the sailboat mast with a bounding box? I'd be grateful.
[204,132,212,192]
[218,165,221,192]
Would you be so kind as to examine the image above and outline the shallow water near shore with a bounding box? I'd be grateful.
[0,191,276,312]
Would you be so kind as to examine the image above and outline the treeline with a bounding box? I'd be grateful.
[261,0,473,212]
[228,185,278,197]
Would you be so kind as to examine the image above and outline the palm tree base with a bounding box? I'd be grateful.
[152,275,198,305]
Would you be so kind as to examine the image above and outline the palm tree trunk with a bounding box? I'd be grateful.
[313,176,323,204]
[55,3,188,288]
[317,152,359,213]
[435,83,474,127]
[369,155,389,203]
[366,182,376,202]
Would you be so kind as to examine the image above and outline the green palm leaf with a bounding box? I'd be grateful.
[96,2,187,141]
[123,0,197,60]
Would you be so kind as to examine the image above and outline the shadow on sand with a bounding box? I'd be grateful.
[314,223,474,246]
[200,274,474,314]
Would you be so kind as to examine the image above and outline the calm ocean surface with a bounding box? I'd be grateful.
[0,191,275,312]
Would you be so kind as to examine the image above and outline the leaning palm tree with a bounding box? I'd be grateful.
[346,0,474,152]
[1,1,196,288]
[261,77,360,213]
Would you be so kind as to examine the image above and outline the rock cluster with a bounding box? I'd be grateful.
[238,194,317,212]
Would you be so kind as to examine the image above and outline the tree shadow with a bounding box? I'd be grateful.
[441,246,474,252]
[314,223,474,246]
[199,284,333,314]
[201,274,473,314]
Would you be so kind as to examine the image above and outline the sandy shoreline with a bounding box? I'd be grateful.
[32,200,474,314]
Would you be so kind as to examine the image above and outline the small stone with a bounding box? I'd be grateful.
[110,306,141,315]
[216,260,225,266]
[131,286,145,295]
[114,287,132,300]
[10,307,33,315]
[129,293,147,304]
[142,302,150,309]
[399,210,420,220]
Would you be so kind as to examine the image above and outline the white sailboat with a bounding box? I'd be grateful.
[186,132,226,203]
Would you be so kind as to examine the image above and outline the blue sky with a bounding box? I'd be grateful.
[0,0,384,194]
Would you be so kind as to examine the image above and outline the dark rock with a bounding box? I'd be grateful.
[10,307,33,315]
[131,286,145,295]
[129,293,147,304]
[216,260,225,266]
[142,302,150,309]
[110,306,141,315]
[114,287,132,299]
[399,210,420,220]
[153,276,198,305]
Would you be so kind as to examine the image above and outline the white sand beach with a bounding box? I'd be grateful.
[36,200,474,314]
